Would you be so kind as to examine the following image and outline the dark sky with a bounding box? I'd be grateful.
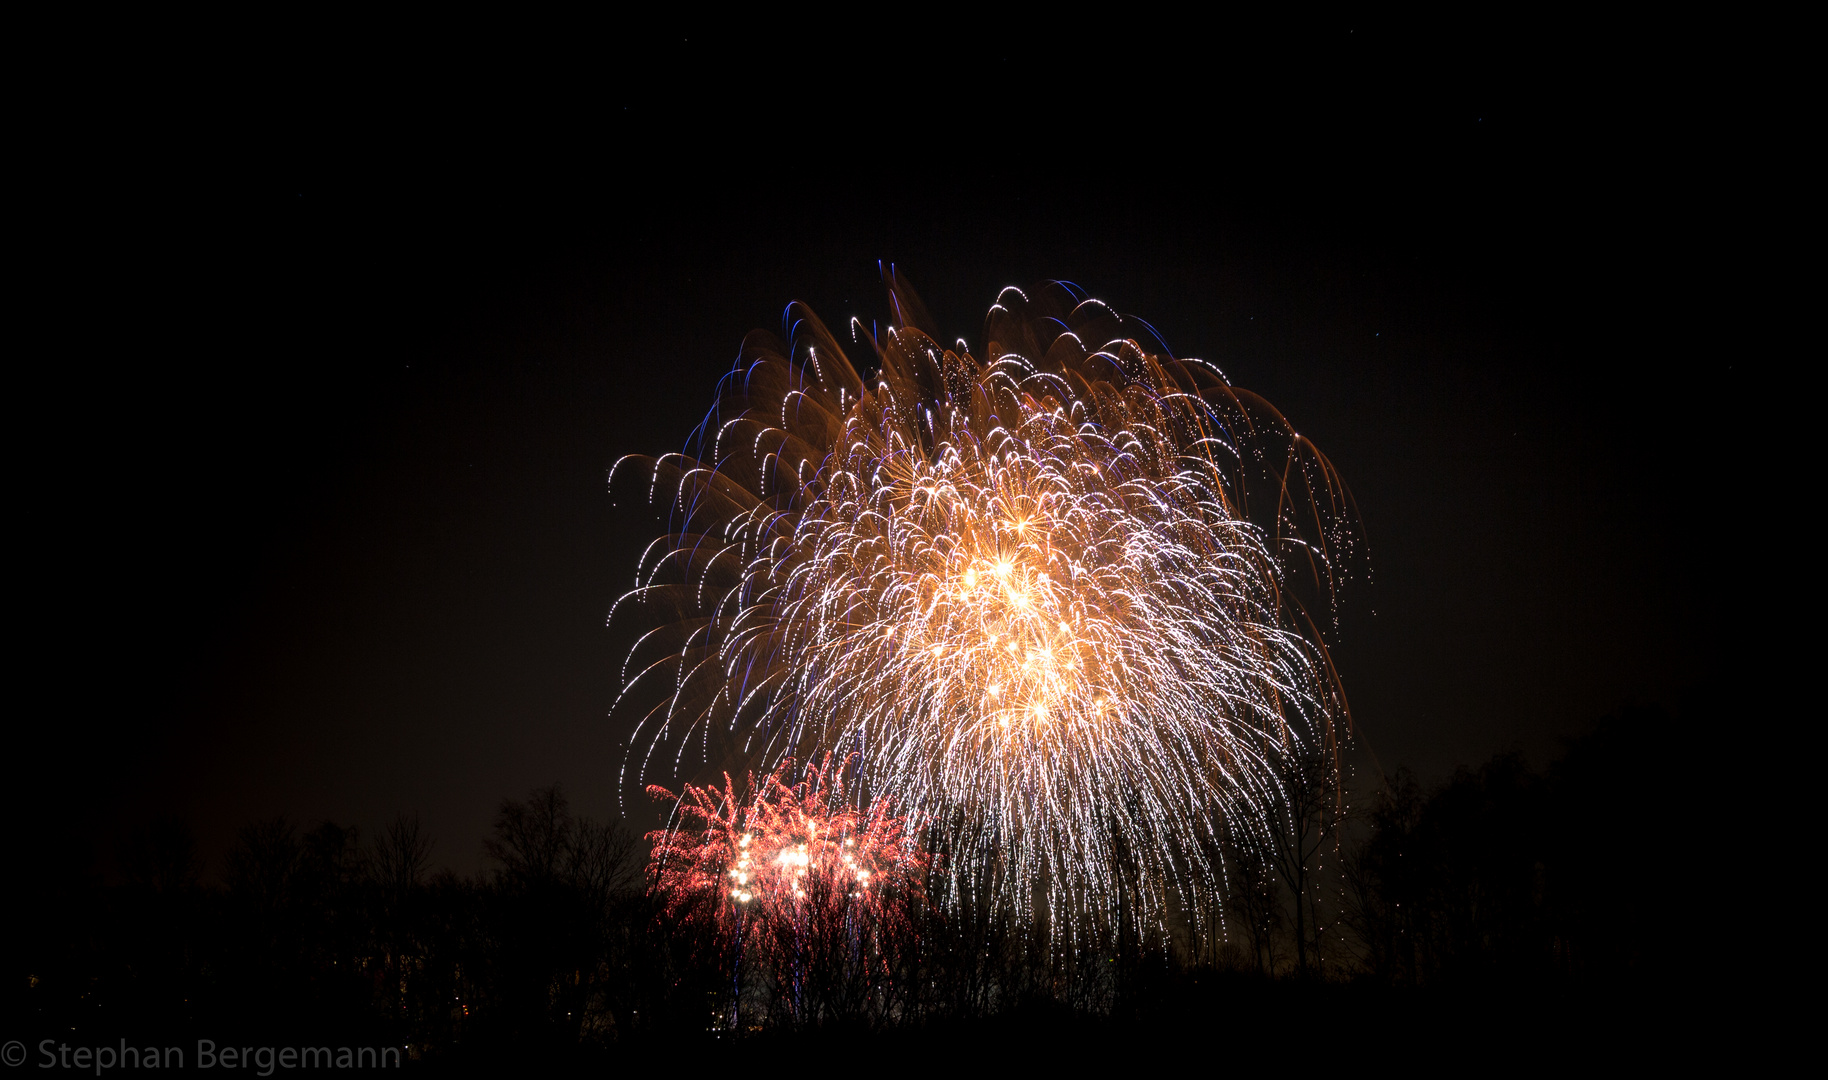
[18,29,1751,878]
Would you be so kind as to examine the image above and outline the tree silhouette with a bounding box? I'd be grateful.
[1260,737,1346,978]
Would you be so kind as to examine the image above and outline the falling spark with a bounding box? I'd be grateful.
[615,272,1357,940]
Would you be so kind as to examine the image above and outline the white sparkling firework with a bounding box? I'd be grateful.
[612,274,1356,941]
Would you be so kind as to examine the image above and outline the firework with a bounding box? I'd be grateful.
[646,759,924,927]
[616,272,1355,942]
[646,758,925,1022]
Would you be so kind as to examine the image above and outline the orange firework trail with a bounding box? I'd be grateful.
[615,272,1356,942]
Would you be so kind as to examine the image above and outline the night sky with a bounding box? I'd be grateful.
[18,29,1746,878]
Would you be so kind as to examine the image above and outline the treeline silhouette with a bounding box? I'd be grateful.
[10,703,1697,1064]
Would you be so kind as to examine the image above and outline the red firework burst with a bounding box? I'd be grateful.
[646,758,927,1022]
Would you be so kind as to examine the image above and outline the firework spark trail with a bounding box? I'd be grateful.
[615,272,1356,942]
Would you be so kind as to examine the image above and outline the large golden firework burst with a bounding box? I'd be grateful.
[613,271,1356,941]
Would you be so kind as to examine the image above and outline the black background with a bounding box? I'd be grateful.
[15,22,1766,879]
